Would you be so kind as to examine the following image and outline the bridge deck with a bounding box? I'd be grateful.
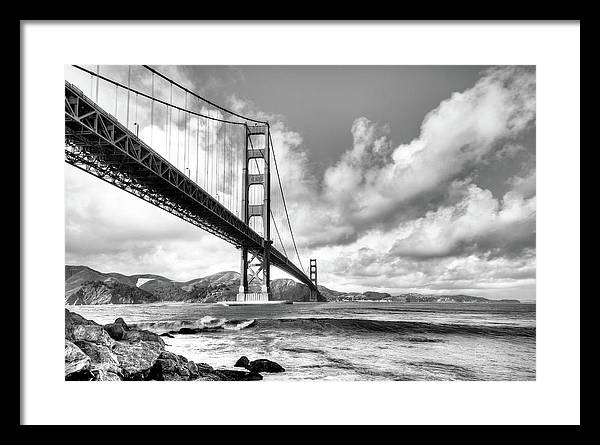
[64,81,315,290]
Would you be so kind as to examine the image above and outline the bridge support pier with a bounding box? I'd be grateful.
[309,259,318,302]
[237,124,272,303]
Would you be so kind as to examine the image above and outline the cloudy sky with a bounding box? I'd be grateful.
[65,65,536,300]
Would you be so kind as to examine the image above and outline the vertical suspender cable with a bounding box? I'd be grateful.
[150,73,154,146]
[168,83,172,161]
[196,116,200,184]
[184,93,188,174]
[95,65,99,102]
[205,118,208,190]
[126,65,131,129]
[164,103,168,157]
[134,93,138,137]
[224,124,227,208]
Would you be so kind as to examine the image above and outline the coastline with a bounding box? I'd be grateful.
[65,309,282,381]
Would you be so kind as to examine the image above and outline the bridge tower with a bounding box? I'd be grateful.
[309,259,318,301]
[237,124,272,302]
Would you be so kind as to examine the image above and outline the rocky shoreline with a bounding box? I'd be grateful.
[65,309,283,381]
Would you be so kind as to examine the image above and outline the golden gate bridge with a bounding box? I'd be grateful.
[64,65,319,302]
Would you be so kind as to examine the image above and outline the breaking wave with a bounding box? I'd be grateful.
[131,316,533,338]
[258,317,535,338]
[130,316,256,333]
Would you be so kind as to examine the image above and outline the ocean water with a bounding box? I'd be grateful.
[68,301,536,381]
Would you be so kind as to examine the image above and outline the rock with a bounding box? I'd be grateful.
[103,317,129,339]
[247,359,285,373]
[148,351,201,381]
[65,340,91,378]
[114,317,128,329]
[187,361,199,379]
[234,356,285,373]
[178,327,201,334]
[76,340,121,375]
[93,370,122,381]
[64,310,266,382]
[195,372,224,381]
[122,328,165,347]
[65,309,99,342]
[70,324,115,348]
[160,332,175,338]
[196,363,214,373]
[65,308,98,327]
[103,322,125,341]
[65,368,95,381]
[111,340,163,380]
[234,356,250,368]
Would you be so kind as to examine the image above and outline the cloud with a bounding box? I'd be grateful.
[387,182,536,260]
[65,65,536,299]
[203,66,537,297]
[308,66,536,246]
[65,166,238,281]
[229,66,536,253]
[494,143,526,160]
[507,167,536,199]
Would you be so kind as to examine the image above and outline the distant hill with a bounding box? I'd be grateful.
[66,277,160,305]
[270,279,328,302]
[317,285,344,300]
[65,265,519,305]
[329,291,519,303]
[65,266,326,305]
[403,294,520,303]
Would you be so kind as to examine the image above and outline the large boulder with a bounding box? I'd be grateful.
[112,340,163,380]
[234,356,250,368]
[65,308,99,342]
[123,328,166,347]
[70,324,115,348]
[114,317,128,329]
[247,359,285,373]
[103,317,131,340]
[148,351,201,381]
[76,340,121,376]
[103,323,125,341]
[196,363,214,373]
[65,308,98,327]
[65,340,91,379]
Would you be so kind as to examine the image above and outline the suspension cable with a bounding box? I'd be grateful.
[269,131,306,274]
[143,65,268,125]
[72,65,245,126]
[75,64,304,272]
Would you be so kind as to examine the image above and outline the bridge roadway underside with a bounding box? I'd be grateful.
[64,81,316,292]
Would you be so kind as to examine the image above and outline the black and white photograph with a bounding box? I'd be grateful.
[63,64,537,382]
[21,21,580,426]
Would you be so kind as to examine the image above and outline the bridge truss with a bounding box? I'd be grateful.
[64,70,319,301]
